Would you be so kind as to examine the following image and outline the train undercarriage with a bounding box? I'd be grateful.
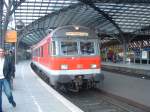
[31,63,103,92]
[56,77,100,92]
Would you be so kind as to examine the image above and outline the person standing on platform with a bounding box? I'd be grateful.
[4,50,15,90]
[9,50,15,78]
[0,48,16,112]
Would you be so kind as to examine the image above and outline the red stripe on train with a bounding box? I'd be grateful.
[33,56,101,70]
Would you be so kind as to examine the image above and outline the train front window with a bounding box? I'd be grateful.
[80,42,95,55]
[61,42,78,55]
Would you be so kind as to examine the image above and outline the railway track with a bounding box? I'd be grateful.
[62,90,146,112]
[31,64,147,112]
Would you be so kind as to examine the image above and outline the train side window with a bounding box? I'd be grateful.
[37,48,40,57]
[36,49,38,57]
[52,41,56,55]
[41,46,43,57]
[34,50,36,57]
[48,43,51,55]
[32,50,34,56]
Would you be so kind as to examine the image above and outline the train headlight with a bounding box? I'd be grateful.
[90,64,97,69]
[61,64,68,70]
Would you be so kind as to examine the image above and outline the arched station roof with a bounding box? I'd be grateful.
[2,0,150,47]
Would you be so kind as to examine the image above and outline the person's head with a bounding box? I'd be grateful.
[0,48,4,58]
[9,50,13,54]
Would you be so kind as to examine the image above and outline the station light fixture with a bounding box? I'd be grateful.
[74,26,79,30]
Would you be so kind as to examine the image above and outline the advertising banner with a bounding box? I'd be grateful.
[142,51,148,59]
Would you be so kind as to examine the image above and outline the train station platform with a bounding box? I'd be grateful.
[2,61,83,112]
[102,62,150,78]
[100,70,150,111]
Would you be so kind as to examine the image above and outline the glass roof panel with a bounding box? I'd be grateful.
[14,0,78,26]
[11,1,150,46]
[95,3,150,33]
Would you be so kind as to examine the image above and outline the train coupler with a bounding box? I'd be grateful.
[68,75,83,92]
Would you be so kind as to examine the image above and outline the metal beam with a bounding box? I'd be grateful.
[78,0,123,35]
[134,25,150,34]
[1,0,25,49]
[95,0,150,3]
[17,3,83,46]
[21,1,74,4]
[17,28,47,46]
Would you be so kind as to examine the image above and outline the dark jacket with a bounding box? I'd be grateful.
[3,54,15,79]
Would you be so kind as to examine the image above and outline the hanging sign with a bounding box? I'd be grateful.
[5,30,17,43]
[66,32,88,36]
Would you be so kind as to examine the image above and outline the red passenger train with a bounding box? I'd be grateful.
[31,25,104,92]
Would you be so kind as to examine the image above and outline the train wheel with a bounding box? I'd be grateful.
[53,83,59,91]
[60,84,68,93]
[54,83,68,93]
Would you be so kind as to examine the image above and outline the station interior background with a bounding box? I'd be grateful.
[1,0,150,64]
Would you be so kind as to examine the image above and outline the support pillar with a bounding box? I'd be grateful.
[0,0,4,48]
[147,51,149,64]
[2,0,13,49]
[122,39,129,64]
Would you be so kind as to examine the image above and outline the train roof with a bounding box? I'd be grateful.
[31,35,50,50]
[31,25,98,50]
